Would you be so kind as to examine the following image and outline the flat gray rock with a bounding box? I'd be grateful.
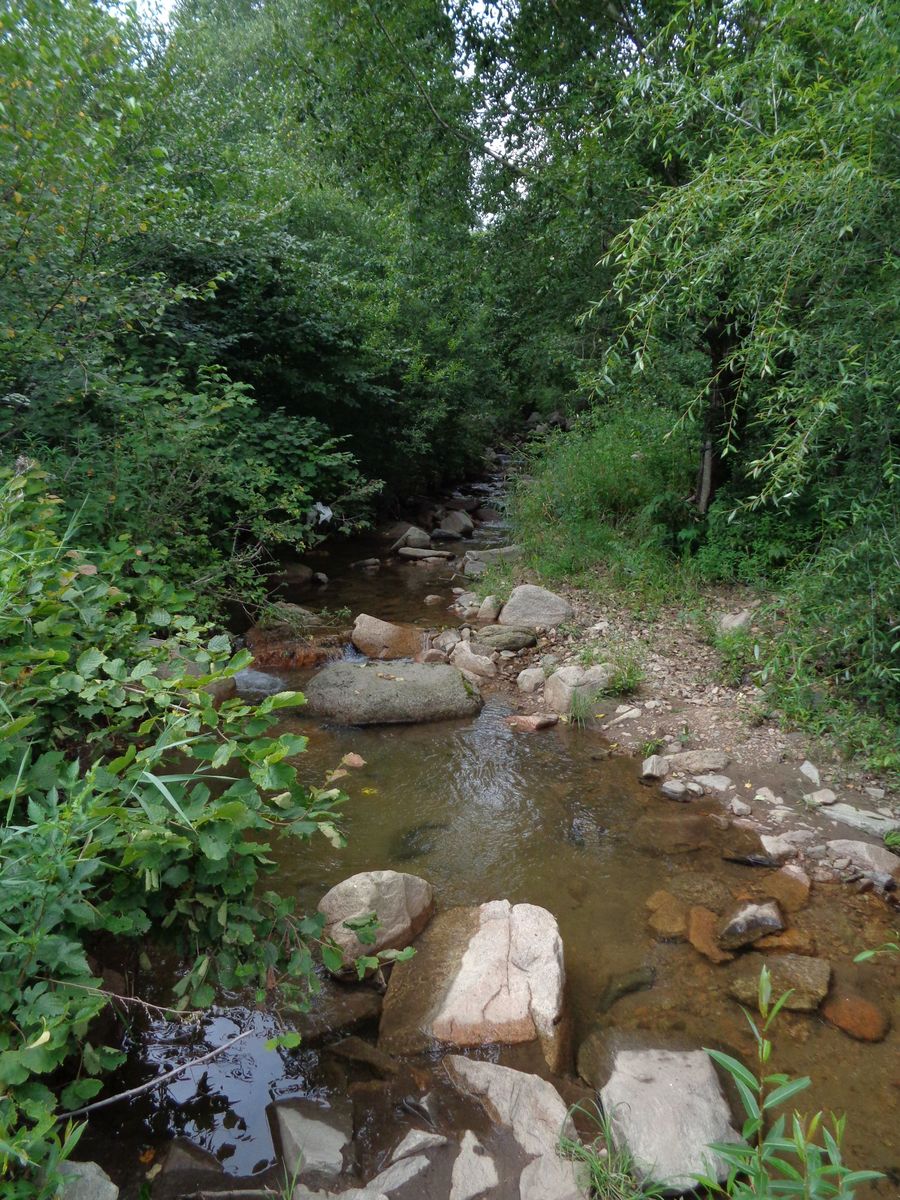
[825,804,900,838]
[303,661,482,725]
[600,1048,742,1190]
[274,1102,351,1187]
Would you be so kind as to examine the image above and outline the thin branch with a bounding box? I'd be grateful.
[361,0,531,180]
[59,1031,253,1120]
[698,90,764,135]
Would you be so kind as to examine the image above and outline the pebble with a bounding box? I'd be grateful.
[729,799,752,817]
[804,788,837,807]
[661,781,689,801]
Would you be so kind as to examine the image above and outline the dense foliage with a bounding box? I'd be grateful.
[1,0,897,1189]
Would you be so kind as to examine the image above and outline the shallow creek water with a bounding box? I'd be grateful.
[82,498,899,1197]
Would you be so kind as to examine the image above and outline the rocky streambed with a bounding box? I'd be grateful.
[75,474,899,1200]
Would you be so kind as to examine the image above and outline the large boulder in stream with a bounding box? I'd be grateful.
[303,661,482,725]
[379,900,569,1071]
[498,584,573,629]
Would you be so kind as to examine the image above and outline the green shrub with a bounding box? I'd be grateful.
[510,401,697,589]
[0,466,400,1193]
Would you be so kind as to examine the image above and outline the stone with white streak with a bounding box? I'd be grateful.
[600,1049,742,1190]
[825,804,900,838]
[380,902,568,1071]
[431,901,565,1067]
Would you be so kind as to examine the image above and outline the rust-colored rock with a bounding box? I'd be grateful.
[688,907,734,964]
[646,891,688,941]
[760,865,811,914]
[823,994,890,1042]
[756,928,817,956]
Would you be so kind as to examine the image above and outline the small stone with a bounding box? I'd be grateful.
[822,994,890,1042]
[661,780,689,801]
[760,835,798,864]
[729,799,752,817]
[754,787,779,804]
[424,594,443,605]
[693,774,733,793]
[718,901,784,950]
[646,890,688,940]
[517,667,546,694]
[641,754,669,780]
[476,595,502,621]
[805,788,837,807]
[864,786,886,801]
[506,713,558,732]
[688,907,734,964]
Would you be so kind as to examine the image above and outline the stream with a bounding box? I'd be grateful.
[80,478,899,1198]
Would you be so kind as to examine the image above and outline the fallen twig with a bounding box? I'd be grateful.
[59,1030,253,1120]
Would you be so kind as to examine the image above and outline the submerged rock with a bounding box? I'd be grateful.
[498,584,574,629]
[823,993,890,1042]
[688,906,734,964]
[449,1130,498,1200]
[273,1101,352,1188]
[600,1048,742,1190]
[304,661,482,725]
[318,870,434,970]
[728,953,831,1012]
[390,821,450,862]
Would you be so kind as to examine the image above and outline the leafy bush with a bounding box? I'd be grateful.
[11,364,379,617]
[0,466,392,1192]
[510,401,697,585]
